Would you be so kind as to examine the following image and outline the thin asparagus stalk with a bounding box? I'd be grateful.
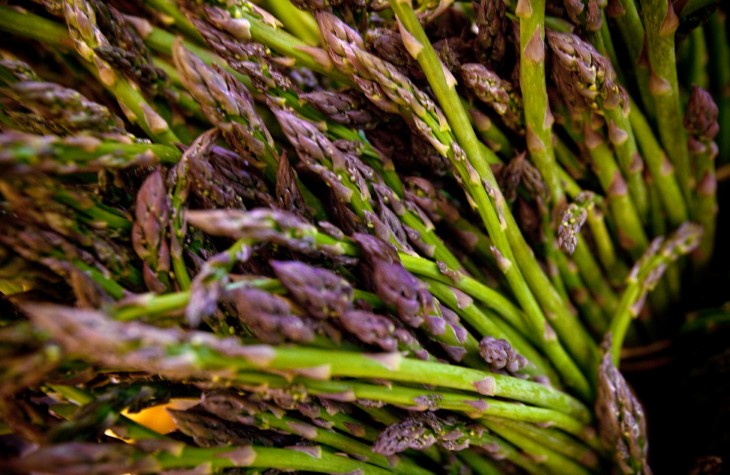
[707,11,730,164]
[608,223,702,363]
[557,194,620,318]
[0,4,74,47]
[572,239,619,321]
[606,0,654,116]
[598,12,625,85]
[460,63,523,134]
[482,418,593,475]
[468,103,515,158]
[582,122,648,257]
[629,97,689,227]
[132,169,172,292]
[62,0,180,145]
[687,26,709,90]
[490,417,602,468]
[584,197,628,284]
[0,63,126,136]
[555,135,587,179]
[168,130,220,290]
[10,441,396,474]
[0,132,180,173]
[684,85,719,267]
[556,250,609,335]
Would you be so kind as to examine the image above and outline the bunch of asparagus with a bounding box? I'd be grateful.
[0,0,726,472]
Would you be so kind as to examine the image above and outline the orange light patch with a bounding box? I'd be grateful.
[122,398,198,434]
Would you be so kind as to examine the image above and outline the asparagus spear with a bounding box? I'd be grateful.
[132,169,172,292]
[640,0,691,202]
[0,131,180,173]
[595,337,651,474]
[62,0,180,144]
[517,0,566,215]
[684,85,719,267]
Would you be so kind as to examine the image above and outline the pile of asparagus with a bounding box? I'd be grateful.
[0,0,726,472]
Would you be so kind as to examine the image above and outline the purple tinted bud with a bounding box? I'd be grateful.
[131,169,171,292]
[558,203,588,255]
[685,85,720,140]
[373,417,438,455]
[354,233,433,329]
[596,336,650,474]
[301,90,378,129]
[231,288,315,344]
[479,336,528,374]
[271,260,354,319]
[340,310,398,351]
[374,413,474,455]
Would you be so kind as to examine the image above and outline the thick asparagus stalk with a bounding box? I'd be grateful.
[640,0,691,201]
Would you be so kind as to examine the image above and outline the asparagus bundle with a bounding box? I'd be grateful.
[0,0,727,473]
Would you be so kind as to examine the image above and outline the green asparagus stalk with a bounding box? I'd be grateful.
[707,11,730,164]
[629,97,689,227]
[640,0,691,202]
[517,0,565,214]
[0,131,180,173]
[482,418,592,475]
[263,0,321,46]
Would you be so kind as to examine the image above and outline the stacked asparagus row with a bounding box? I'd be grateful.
[0,0,726,473]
